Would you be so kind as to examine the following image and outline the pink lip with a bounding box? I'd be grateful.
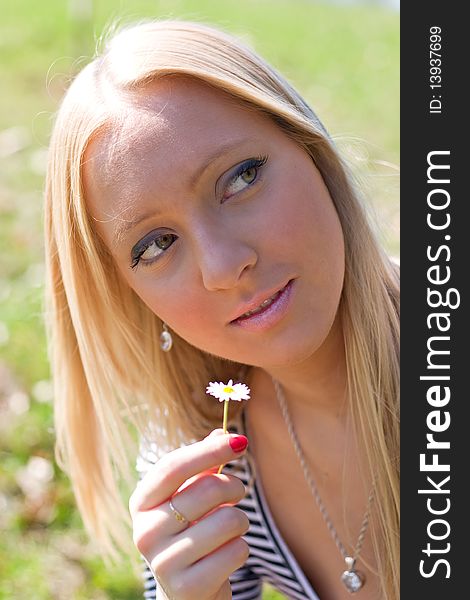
[229,279,295,331]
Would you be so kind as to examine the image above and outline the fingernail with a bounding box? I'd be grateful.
[229,434,248,453]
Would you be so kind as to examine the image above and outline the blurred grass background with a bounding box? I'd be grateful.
[0,1,398,598]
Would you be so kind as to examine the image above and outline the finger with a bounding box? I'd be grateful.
[155,537,249,600]
[179,428,228,487]
[204,428,226,439]
[171,472,246,530]
[187,537,249,595]
[177,429,227,492]
[152,506,250,572]
[174,468,218,494]
[132,473,246,554]
[207,427,237,475]
[130,433,248,513]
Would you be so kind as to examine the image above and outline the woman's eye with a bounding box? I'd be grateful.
[130,232,177,270]
[224,155,268,199]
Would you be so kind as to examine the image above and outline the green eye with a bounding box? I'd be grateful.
[131,232,178,269]
[224,155,268,199]
[141,234,176,260]
[241,167,257,184]
[156,234,174,251]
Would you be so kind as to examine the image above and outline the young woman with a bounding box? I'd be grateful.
[45,19,399,600]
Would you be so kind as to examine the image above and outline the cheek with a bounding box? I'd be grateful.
[128,275,192,321]
[131,276,215,342]
[265,170,344,268]
[276,170,345,314]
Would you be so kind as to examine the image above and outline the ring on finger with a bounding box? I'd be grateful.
[168,497,189,527]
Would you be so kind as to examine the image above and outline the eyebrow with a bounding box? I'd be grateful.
[112,139,251,245]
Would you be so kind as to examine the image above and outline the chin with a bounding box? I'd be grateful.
[268,341,325,369]
[266,315,340,368]
[187,310,338,369]
[224,329,328,370]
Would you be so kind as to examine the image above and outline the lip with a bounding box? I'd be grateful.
[228,279,295,331]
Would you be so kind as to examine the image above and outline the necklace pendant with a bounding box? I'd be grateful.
[341,557,365,594]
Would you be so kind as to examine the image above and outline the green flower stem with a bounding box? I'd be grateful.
[217,399,230,474]
[222,399,229,434]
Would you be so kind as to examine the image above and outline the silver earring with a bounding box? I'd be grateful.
[160,323,173,352]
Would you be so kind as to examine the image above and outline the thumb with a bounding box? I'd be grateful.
[204,428,226,439]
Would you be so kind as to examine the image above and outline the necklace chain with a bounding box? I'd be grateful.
[272,377,376,564]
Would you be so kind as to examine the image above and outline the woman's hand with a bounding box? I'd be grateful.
[129,429,250,600]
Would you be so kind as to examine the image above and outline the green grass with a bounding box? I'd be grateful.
[0,1,398,598]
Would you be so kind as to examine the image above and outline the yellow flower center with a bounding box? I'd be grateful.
[223,386,235,394]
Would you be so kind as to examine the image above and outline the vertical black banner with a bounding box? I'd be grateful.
[401,3,467,598]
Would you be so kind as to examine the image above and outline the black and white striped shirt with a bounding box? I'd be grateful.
[136,410,320,600]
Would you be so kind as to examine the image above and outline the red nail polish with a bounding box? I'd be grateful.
[229,434,248,453]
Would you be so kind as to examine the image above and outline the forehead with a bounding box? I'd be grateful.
[84,78,280,203]
[83,78,285,239]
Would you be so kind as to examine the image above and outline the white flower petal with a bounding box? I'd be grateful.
[206,380,251,402]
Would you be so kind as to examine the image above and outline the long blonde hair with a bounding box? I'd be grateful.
[45,19,399,598]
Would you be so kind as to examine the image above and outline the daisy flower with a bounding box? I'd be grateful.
[206,379,250,474]
[206,379,251,402]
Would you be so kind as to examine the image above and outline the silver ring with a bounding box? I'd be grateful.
[168,498,189,525]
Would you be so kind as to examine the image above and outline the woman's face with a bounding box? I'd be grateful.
[84,78,345,368]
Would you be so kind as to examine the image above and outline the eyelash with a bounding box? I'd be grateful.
[224,154,268,198]
[130,154,268,270]
[130,232,177,270]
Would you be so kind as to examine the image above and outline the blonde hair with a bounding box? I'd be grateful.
[45,19,399,599]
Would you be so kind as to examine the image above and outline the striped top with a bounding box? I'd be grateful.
[136,411,320,600]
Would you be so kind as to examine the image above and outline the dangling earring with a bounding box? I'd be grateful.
[160,322,173,352]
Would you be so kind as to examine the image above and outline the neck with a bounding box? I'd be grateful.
[249,312,348,422]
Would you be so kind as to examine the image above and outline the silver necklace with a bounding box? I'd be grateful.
[272,377,376,594]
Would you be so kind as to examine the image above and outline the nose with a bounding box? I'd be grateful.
[194,226,258,291]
